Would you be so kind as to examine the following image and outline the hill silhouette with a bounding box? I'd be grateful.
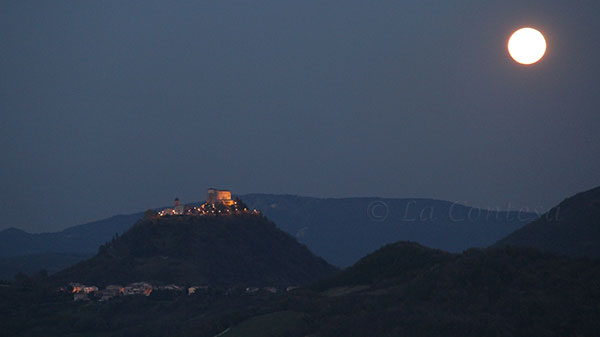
[294,242,600,336]
[51,213,336,287]
[312,241,453,290]
[496,186,600,257]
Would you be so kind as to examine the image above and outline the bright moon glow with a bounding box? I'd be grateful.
[508,27,547,65]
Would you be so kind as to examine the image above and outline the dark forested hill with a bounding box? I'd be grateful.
[291,242,600,337]
[51,213,336,287]
[496,186,600,257]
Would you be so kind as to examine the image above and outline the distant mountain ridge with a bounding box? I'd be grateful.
[0,214,143,258]
[241,194,536,266]
[51,213,336,287]
[0,253,93,280]
[496,186,600,257]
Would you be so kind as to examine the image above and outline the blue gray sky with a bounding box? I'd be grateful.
[1,1,599,232]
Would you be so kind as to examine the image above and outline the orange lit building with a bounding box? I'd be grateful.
[206,188,234,206]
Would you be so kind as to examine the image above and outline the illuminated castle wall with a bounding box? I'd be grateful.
[206,188,234,206]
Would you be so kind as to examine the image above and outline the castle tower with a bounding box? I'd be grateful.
[173,197,184,214]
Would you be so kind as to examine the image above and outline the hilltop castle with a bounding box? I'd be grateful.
[157,188,253,217]
[206,188,234,206]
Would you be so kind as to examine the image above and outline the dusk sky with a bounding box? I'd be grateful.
[2,1,599,233]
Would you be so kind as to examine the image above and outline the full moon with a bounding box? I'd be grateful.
[507,27,547,65]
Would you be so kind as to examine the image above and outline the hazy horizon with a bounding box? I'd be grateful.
[0,189,573,234]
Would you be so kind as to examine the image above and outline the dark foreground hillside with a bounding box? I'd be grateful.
[496,186,600,257]
[51,213,336,288]
[303,242,600,337]
[4,242,600,337]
